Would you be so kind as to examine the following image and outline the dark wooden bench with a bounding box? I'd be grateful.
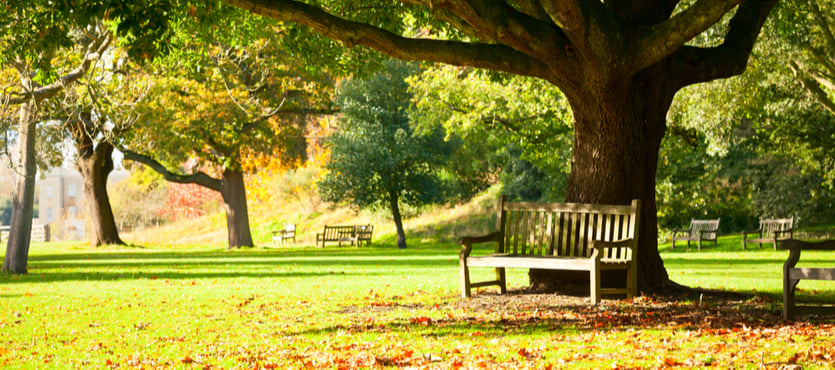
[743,217,794,250]
[458,196,640,304]
[316,225,356,247]
[781,239,835,320]
[271,223,296,245]
[671,218,720,251]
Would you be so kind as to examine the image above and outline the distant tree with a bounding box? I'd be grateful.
[1,0,176,273]
[0,21,111,273]
[318,60,453,249]
[121,6,335,248]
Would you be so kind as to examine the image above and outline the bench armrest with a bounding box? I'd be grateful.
[458,232,502,258]
[590,239,635,260]
[670,228,686,237]
[742,228,762,238]
[780,238,835,252]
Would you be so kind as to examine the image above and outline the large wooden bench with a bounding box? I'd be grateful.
[671,218,720,251]
[781,239,835,320]
[315,225,356,247]
[458,197,640,304]
[743,217,794,250]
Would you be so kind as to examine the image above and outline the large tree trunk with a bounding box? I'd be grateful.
[530,69,675,293]
[388,190,407,249]
[76,141,124,247]
[220,169,254,248]
[3,103,37,274]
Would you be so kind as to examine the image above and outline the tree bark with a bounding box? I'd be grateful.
[528,66,675,292]
[76,141,124,247]
[122,150,256,249]
[3,103,37,274]
[70,116,124,247]
[389,190,407,249]
[220,169,254,248]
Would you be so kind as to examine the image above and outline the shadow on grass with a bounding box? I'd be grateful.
[1,270,366,283]
[1,246,461,284]
[289,292,826,338]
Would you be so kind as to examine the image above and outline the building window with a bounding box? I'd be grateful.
[68,183,77,198]
[46,185,53,199]
[68,206,77,220]
[46,208,53,222]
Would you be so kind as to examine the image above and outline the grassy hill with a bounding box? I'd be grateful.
[124,185,502,248]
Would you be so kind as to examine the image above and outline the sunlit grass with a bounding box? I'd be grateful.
[1,237,833,368]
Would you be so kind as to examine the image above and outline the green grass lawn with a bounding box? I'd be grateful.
[1,238,834,368]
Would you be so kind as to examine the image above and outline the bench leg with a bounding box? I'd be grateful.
[496,267,506,294]
[627,265,637,300]
[697,239,702,251]
[783,275,800,320]
[460,258,471,298]
[590,267,601,305]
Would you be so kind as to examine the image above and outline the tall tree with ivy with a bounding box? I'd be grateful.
[319,60,453,249]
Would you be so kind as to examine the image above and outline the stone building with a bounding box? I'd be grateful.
[37,167,128,241]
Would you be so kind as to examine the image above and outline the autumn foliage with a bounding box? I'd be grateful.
[157,183,221,221]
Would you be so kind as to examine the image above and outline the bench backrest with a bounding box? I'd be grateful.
[323,225,354,239]
[356,225,373,239]
[496,197,640,261]
[689,218,720,239]
[760,217,793,238]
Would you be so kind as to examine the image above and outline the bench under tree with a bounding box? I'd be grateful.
[671,218,720,251]
[458,196,640,304]
[743,217,794,250]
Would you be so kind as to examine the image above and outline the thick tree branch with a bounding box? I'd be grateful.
[808,0,835,53]
[634,0,744,71]
[791,61,835,116]
[121,149,223,192]
[802,44,835,79]
[223,0,559,83]
[427,1,569,64]
[513,0,551,21]
[668,0,779,89]
[6,34,113,105]
[540,0,586,32]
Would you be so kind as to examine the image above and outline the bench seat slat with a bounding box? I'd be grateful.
[789,267,835,280]
[468,255,595,270]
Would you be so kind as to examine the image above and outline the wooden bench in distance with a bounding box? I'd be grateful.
[671,218,720,251]
[458,196,640,304]
[272,223,296,245]
[781,239,835,320]
[316,225,355,247]
[354,225,373,247]
[743,217,794,250]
